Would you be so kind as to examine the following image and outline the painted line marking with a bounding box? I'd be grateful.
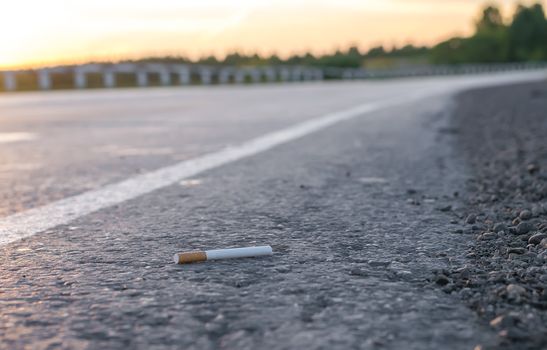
[0,132,36,144]
[1,92,434,246]
[179,179,203,187]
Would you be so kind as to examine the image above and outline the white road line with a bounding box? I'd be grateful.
[0,132,36,144]
[0,92,433,246]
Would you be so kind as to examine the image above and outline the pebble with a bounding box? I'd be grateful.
[519,210,532,220]
[527,164,540,174]
[435,275,451,286]
[507,247,526,255]
[439,85,547,349]
[505,284,526,301]
[479,232,496,241]
[349,268,367,277]
[528,233,547,245]
[493,222,507,233]
[516,222,533,235]
[438,205,452,212]
[465,214,477,224]
[489,313,520,328]
[499,328,529,340]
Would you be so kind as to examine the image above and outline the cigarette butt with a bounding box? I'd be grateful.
[173,245,273,264]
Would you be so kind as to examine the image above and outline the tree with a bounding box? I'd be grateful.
[432,4,511,64]
[476,6,504,33]
[470,5,509,62]
[508,4,547,61]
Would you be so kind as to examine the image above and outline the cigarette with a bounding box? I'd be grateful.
[173,245,273,264]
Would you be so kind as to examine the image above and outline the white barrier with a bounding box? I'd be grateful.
[2,62,546,91]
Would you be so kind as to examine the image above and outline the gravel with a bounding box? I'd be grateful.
[441,81,547,349]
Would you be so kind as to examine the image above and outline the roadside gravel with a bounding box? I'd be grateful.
[441,81,547,349]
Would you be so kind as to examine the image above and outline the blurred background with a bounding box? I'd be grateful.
[0,0,546,91]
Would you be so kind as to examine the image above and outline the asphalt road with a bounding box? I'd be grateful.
[0,72,545,349]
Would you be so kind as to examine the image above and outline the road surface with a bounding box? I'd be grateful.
[0,72,545,349]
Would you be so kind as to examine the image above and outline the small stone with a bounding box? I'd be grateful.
[349,268,367,277]
[459,288,473,298]
[528,233,547,245]
[479,232,496,240]
[493,222,507,233]
[454,267,471,279]
[519,210,532,220]
[465,214,477,224]
[499,328,529,340]
[435,274,450,286]
[438,205,452,212]
[518,234,530,241]
[540,238,547,249]
[507,247,526,255]
[489,314,517,328]
[527,164,540,174]
[506,284,526,301]
[516,222,533,235]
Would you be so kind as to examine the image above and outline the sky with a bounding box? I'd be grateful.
[0,0,544,69]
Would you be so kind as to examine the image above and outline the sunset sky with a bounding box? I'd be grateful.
[0,0,544,69]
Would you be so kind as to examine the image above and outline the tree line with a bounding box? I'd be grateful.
[127,3,547,68]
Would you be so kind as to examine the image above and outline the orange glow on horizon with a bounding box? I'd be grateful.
[0,0,545,70]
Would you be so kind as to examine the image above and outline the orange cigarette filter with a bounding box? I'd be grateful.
[175,251,207,264]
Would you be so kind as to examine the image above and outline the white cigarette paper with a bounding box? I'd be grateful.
[173,245,273,264]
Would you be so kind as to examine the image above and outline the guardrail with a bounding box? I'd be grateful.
[1,62,545,92]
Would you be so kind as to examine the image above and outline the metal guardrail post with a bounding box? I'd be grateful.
[249,69,261,83]
[199,68,212,85]
[103,70,116,88]
[177,67,190,85]
[279,68,290,82]
[3,71,16,91]
[234,69,246,84]
[159,70,170,86]
[74,69,87,89]
[38,69,51,90]
[290,68,302,82]
[218,68,231,84]
[264,68,276,82]
[137,70,148,87]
